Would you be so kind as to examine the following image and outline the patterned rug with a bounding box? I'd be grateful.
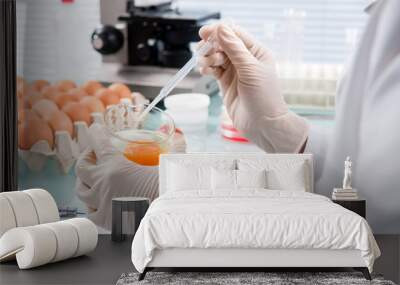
[116,271,396,285]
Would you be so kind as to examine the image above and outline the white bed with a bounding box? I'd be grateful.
[131,153,380,280]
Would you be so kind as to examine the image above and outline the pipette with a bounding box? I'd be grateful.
[137,38,215,122]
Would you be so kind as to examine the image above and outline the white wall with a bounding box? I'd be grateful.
[16,0,101,83]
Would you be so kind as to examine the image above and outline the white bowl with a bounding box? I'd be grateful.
[164,93,210,128]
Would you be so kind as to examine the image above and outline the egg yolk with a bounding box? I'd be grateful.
[123,141,166,166]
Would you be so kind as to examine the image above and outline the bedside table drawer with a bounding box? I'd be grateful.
[332,200,366,218]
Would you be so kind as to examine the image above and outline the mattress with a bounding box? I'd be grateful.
[131,190,380,273]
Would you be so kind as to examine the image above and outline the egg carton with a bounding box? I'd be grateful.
[19,94,149,174]
[19,112,102,174]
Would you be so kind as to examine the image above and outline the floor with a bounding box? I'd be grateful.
[374,235,400,284]
[1,235,398,285]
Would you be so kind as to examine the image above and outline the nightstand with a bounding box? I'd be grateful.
[332,199,366,218]
[112,197,150,242]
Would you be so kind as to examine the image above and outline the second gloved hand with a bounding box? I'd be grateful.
[198,23,309,153]
[75,123,186,230]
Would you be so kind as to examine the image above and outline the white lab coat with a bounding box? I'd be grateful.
[305,0,400,234]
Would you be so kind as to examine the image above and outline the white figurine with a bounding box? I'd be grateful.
[342,156,352,190]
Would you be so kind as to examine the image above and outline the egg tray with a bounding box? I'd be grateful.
[19,95,149,174]
[19,112,104,174]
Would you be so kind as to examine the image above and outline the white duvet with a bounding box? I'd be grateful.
[131,190,380,273]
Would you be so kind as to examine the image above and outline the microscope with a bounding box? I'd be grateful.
[92,0,220,68]
[91,0,220,98]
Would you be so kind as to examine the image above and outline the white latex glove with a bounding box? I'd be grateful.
[198,23,309,153]
[75,124,186,230]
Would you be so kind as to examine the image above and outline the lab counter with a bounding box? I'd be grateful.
[95,63,218,99]
[17,89,334,212]
[188,93,334,152]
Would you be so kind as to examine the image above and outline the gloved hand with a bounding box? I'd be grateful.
[75,124,186,230]
[198,23,309,153]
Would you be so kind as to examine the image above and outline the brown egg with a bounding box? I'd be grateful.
[17,91,30,108]
[80,96,105,113]
[18,117,54,150]
[32,99,59,121]
[66,88,87,101]
[20,109,41,124]
[17,76,27,95]
[108,83,132,99]
[54,92,79,109]
[17,85,26,97]
[17,76,25,87]
[17,96,24,108]
[81,80,104,96]
[55,80,76,92]
[18,107,24,124]
[95,88,120,107]
[30,80,50,92]
[17,105,26,124]
[47,111,73,137]
[41,85,61,101]
[62,102,91,125]
[19,108,44,125]
[26,91,44,108]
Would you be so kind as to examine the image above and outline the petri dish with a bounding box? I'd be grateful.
[104,103,175,166]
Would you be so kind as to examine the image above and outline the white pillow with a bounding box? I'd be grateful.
[167,163,211,191]
[166,159,236,192]
[236,169,267,189]
[211,168,236,190]
[238,158,308,191]
[211,169,268,191]
[267,168,306,191]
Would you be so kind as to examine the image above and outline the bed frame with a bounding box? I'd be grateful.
[140,248,370,280]
[139,153,371,281]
